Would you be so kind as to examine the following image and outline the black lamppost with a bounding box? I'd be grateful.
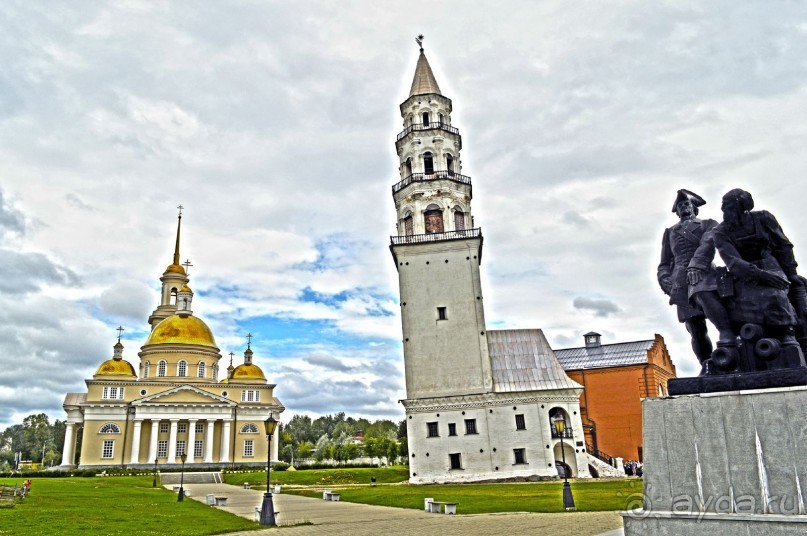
[177,452,187,502]
[260,414,278,526]
[554,419,576,510]
[152,456,158,488]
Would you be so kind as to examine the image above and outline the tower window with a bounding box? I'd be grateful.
[454,210,466,231]
[405,157,412,176]
[448,423,457,436]
[158,360,167,377]
[446,154,453,174]
[449,453,462,470]
[515,414,526,430]
[438,113,444,124]
[422,112,430,126]
[198,362,206,378]
[403,215,414,236]
[464,419,478,435]
[178,360,187,377]
[514,448,527,464]
[143,361,150,379]
[437,307,447,320]
[426,422,439,437]
[423,152,434,174]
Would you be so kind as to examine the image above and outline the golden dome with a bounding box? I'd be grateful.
[95,358,136,377]
[146,315,218,348]
[180,284,192,293]
[232,363,266,380]
[165,264,186,274]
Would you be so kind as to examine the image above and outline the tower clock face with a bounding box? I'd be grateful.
[425,211,444,233]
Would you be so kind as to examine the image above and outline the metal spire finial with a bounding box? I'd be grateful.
[173,206,183,266]
[182,259,193,275]
[246,333,253,349]
[116,326,124,343]
[416,34,424,52]
[229,352,234,366]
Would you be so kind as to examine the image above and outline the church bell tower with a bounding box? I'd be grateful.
[391,39,492,400]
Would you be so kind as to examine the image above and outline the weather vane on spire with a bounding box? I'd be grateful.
[246,333,253,349]
[182,259,193,275]
[177,205,184,218]
[416,34,424,51]
[116,326,125,342]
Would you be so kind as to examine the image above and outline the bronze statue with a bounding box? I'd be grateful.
[658,190,731,374]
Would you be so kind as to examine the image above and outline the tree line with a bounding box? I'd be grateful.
[0,413,66,470]
[278,412,408,464]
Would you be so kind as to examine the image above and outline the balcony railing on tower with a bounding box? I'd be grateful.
[392,171,472,194]
[390,228,481,246]
[396,121,460,142]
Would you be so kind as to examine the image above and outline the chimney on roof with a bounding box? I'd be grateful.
[584,332,602,348]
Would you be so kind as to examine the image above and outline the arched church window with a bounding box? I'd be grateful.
[99,423,121,434]
[438,113,444,124]
[446,154,454,175]
[423,152,434,175]
[212,364,219,381]
[143,361,150,379]
[422,112,430,126]
[181,298,188,310]
[158,360,167,377]
[424,204,444,234]
[170,288,178,305]
[198,362,206,378]
[454,209,466,231]
[240,423,259,434]
[178,360,187,377]
[405,157,412,177]
[404,215,414,236]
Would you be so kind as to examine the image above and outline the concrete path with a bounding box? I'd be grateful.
[177,483,624,536]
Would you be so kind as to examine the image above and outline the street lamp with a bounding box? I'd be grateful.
[177,452,187,502]
[554,419,576,510]
[260,414,279,526]
[152,457,158,488]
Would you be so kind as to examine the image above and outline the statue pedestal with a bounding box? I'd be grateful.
[623,386,807,535]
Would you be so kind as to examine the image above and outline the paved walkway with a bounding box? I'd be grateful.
[177,483,625,536]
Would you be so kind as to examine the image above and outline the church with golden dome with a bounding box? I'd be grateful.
[61,212,284,468]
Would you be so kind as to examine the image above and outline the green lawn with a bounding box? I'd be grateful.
[283,479,643,514]
[224,466,410,487]
[0,476,261,536]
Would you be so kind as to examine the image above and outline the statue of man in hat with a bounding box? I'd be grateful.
[658,190,732,374]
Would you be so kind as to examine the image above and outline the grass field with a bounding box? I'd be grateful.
[224,466,410,487]
[0,476,261,536]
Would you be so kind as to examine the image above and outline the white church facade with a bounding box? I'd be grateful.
[392,43,591,483]
[62,213,284,469]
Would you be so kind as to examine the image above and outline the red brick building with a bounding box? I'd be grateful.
[555,332,677,462]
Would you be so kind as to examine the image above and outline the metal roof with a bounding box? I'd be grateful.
[554,340,654,370]
[487,329,582,392]
[63,393,87,406]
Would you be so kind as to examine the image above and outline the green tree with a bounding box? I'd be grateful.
[296,441,313,459]
[387,441,399,465]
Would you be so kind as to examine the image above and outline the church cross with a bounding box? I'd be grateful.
[177,205,184,217]
[116,326,125,342]
[416,34,424,51]
[182,259,193,275]
[229,352,234,366]
[246,333,253,348]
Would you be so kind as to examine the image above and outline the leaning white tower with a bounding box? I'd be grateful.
[391,40,591,484]
[391,40,493,401]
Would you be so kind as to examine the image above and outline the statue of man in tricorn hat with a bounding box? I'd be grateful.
[658,189,732,374]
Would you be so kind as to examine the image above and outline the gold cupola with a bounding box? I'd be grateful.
[148,207,190,329]
[94,334,137,379]
[230,336,267,384]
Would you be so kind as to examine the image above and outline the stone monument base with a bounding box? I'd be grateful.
[622,386,807,535]
[667,367,807,395]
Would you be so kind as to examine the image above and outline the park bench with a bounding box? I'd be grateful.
[0,485,28,508]
[425,498,457,514]
[243,482,251,489]
[322,489,341,501]
[206,494,228,506]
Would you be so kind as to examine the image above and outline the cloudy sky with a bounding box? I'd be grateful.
[2,1,806,430]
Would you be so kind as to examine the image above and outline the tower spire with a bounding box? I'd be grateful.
[409,35,441,97]
[173,205,183,266]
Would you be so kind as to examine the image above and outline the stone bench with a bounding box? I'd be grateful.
[322,490,341,501]
[206,494,228,506]
[243,482,251,489]
[426,499,457,514]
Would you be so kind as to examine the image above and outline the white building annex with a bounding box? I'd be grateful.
[391,41,591,483]
[61,213,284,469]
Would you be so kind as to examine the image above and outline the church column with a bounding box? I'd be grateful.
[187,419,197,462]
[219,420,231,463]
[167,419,179,463]
[130,420,143,464]
[147,421,159,462]
[61,423,76,466]
[204,420,215,463]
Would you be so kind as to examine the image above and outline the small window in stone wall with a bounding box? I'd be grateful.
[464,419,478,435]
[449,453,462,470]
[101,440,114,459]
[157,440,168,458]
[448,423,457,436]
[514,448,527,464]
[427,422,439,437]
[515,414,526,430]
[437,307,447,320]
[244,439,254,457]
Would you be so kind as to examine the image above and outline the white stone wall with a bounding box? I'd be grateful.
[394,238,491,399]
[405,394,591,483]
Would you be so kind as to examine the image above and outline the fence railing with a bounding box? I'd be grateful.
[392,171,472,194]
[390,228,481,246]
[396,122,460,142]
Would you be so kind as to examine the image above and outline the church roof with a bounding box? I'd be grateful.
[554,339,655,370]
[487,329,582,392]
[409,49,442,97]
[145,314,218,348]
